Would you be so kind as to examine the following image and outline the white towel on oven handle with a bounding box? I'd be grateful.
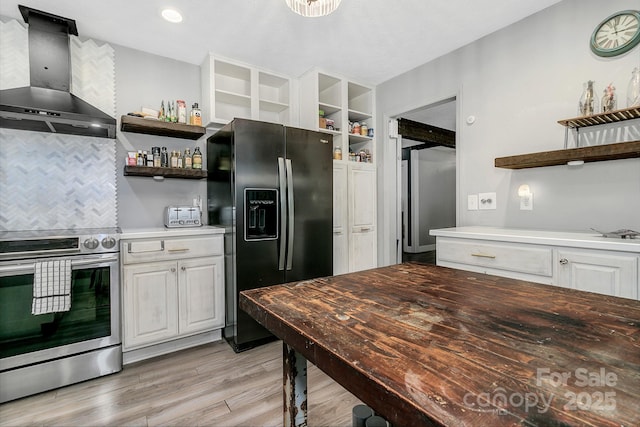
[32,259,72,315]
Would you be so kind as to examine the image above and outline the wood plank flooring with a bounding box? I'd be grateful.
[0,340,362,426]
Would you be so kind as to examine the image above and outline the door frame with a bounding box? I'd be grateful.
[383,91,461,265]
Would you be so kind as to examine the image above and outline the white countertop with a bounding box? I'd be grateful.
[121,226,225,240]
[430,226,640,253]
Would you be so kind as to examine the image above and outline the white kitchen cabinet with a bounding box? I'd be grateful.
[299,69,377,273]
[299,68,376,164]
[348,163,377,272]
[431,227,640,300]
[333,162,348,275]
[201,54,292,128]
[178,256,225,335]
[332,162,377,274]
[123,260,179,348]
[121,234,225,353]
[556,248,638,299]
[436,237,554,284]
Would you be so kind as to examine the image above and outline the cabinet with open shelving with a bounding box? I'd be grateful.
[201,54,292,128]
[495,106,640,169]
[299,69,375,164]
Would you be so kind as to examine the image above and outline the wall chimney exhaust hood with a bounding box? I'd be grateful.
[0,6,116,139]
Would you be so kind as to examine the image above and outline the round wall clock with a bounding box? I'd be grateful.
[590,10,640,57]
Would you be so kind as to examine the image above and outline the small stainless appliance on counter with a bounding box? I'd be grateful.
[164,205,202,228]
[0,228,122,403]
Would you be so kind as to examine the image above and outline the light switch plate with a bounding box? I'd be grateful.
[467,194,478,210]
[478,192,497,210]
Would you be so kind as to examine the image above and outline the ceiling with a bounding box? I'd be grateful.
[0,0,563,87]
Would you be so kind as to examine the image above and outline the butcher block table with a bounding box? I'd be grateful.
[239,263,640,427]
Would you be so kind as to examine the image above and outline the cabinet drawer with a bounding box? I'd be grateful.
[437,237,553,277]
[122,236,223,264]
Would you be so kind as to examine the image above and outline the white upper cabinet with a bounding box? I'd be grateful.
[299,68,375,165]
[201,54,293,128]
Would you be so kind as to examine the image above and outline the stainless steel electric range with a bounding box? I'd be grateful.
[0,228,122,403]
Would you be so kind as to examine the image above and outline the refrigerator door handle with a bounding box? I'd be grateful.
[278,157,287,271]
[285,158,294,270]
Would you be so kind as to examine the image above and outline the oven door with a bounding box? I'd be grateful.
[0,253,120,371]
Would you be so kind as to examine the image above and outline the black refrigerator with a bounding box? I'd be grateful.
[207,119,333,352]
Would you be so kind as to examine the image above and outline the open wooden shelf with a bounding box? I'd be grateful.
[495,140,640,169]
[120,115,206,140]
[124,165,207,179]
[557,106,640,128]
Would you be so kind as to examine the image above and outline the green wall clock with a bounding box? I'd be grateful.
[590,10,640,57]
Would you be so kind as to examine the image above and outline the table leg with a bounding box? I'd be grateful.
[283,342,308,427]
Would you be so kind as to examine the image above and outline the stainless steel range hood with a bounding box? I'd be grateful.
[0,6,116,139]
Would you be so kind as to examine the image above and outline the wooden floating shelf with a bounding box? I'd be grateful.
[558,106,640,128]
[120,115,206,140]
[124,165,207,179]
[495,141,640,169]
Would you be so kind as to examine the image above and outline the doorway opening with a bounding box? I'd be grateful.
[396,97,457,265]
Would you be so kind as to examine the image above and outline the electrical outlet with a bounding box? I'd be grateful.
[520,193,533,210]
[467,194,478,210]
[478,192,496,210]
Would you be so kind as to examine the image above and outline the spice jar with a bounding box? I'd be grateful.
[333,146,342,160]
[360,123,368,136]
[352,122,361,135]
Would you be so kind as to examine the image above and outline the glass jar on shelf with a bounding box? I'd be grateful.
[578,80,598,116]
[601,83,616,113]
[627,67,640,108]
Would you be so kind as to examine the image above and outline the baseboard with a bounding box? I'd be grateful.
[123,329,222,365]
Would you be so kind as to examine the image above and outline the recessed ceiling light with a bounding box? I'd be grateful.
[161,8,183,23]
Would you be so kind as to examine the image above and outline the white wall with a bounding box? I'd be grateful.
[415,147,456,248]
[115,45,209,229]
[376,0,640,266]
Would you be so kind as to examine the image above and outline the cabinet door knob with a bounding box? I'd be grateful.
[559,258,569,265]
[181,266,186,271]
[171,267,176,272]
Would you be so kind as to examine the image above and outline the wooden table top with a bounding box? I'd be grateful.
[239,263,640,427]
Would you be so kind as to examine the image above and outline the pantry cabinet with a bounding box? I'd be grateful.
[333,162,348,275]
[332,162,377,273]
[121,233,225,356]
[301,69,377,273]
[431,227,639,300]
[200,54,293,128]
[348,163,377,272]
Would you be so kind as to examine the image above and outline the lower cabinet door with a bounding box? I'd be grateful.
[123,261,179,349]
[349,229,377,273]
[178,256,225,335]
[556,248,638,299]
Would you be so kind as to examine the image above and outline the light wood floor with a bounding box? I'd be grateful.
[0,340,362,426]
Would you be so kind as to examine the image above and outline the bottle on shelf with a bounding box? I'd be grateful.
[333,146,342,160]
[161,147,169,167]
[183,148,193,169]
[190,103,202,126]
[192,146,203,169]
[170,150,179,168]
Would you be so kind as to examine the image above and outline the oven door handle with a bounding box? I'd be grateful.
[0,255,119,275]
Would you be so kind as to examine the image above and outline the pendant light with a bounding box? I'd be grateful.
[285,0,342,17]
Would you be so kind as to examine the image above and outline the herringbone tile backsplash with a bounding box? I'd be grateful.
[0,17,117,231]
[0,129,117,231]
